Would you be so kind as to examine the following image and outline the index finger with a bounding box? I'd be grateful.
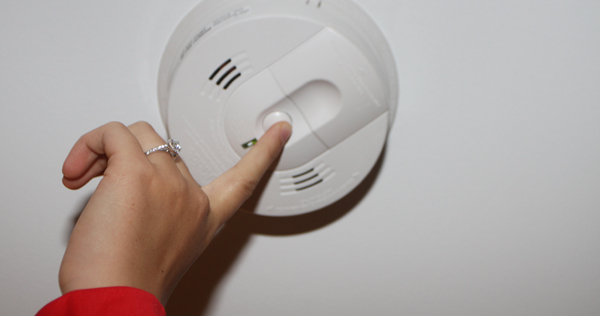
[203,122,292,225]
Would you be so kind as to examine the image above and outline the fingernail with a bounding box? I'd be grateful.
[280,122,292,144]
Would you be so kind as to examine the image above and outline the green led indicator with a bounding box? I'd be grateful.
[242,138,258,149]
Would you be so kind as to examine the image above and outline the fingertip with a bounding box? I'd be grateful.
[62,159,78,182]
[278,121,292,144]
[62,137,92,178]
[261,121,292,149]
[62,154,83,180]
[61,160,71,179]
[253,121,291,163]
[62,177,79,190]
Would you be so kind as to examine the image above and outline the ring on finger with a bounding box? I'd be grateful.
[145,139,182,159]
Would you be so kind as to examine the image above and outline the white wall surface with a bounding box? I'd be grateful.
[1,1,599,315]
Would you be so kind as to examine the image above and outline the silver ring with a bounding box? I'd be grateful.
[145,139,181,159]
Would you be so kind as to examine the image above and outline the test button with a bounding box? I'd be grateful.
[262,111,293,131]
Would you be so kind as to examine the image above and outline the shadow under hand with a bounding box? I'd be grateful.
[166,148,386,316]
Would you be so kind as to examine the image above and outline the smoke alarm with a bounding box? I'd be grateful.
[158,0,399,216]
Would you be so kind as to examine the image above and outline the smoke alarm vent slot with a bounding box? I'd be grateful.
[293,168,314,178]
[217,66,237,85]
[283,165,329,192]
[294,174,319,185]
[206,54,250,92]
[210,59,231,80]
[224,73,242,90]
[297,179,323,191]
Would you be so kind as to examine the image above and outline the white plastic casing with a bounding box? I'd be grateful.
[158,0,399,216]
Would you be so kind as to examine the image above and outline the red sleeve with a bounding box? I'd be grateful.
[36,287,166,316]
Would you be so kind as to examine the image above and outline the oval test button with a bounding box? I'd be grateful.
[263,111,293,131]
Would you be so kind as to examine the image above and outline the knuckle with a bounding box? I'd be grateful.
[171,183,211,225]
[194,191,211,219]
[129,121,155,133]
[193,183,208,203]
[105,121,127,130]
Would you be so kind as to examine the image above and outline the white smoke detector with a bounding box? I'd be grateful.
[158,0,399,216]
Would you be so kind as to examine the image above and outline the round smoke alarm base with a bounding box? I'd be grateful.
[158,0,398,216]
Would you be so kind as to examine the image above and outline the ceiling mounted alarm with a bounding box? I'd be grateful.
[158,0,399,216]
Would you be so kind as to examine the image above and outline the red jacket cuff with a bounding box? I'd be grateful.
[36,287,166,316]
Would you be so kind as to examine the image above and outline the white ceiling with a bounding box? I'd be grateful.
[1,1,599,315]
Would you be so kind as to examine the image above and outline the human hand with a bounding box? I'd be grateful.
[58,121,291,305]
